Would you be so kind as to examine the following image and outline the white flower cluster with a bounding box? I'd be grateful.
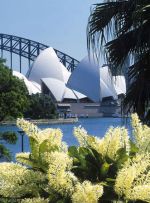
[72,181,103,203]
[21,198,49,203]
[74,126,89,146]
[17,118,63,146]
[17,118,66,168]
[131,113,150,152]
[0,163,45,198]
[37,128,63,146]
[17,118,39,139]
[74,126,130,161]
[100,127,130,160]
[115,153,150,202]
[48,151,78,195]
[16,119,104,202]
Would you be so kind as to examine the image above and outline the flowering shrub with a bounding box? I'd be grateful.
[0,114,149,202]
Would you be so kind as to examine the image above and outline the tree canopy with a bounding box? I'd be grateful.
[87,0,150,120]
[0,59,57,121]
[0,59,29,121]
[24,93,57,119]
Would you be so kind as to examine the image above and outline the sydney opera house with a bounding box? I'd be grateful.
[13,47,126,117]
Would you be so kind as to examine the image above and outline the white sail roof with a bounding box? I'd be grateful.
[67,56,101,102]
[13,71,41,95]
[41,77,86,102]
[100,66,118,100]
[22,47,126,102]
[41,78,66,102]
[27,47,64,84]
[73,90,87,100]
[30,81,41,92]
[59,62,71,83]
[67,56,121,102]
[62,87,77,100]
[100,79,117,99]
[113,76,126,95]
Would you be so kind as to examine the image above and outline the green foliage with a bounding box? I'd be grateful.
[87,0,150,121]
[0,144,12,161]
[0,131,18,161]
[69,146,103,182]
[0,59,24,161]
[24,93,57,119]
[0,59,29,121]
[68,145,130,201]
[0,131,18,144]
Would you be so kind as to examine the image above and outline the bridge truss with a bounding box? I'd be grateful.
[0,33,79,73]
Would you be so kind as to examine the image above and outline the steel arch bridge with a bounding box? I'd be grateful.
[0,33,79,74]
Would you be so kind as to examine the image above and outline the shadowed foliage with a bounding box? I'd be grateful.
[0,59,29,121]
[24,93,57,119]
[0,131,18,161]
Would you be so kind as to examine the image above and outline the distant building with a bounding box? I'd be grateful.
[14,47,126,117]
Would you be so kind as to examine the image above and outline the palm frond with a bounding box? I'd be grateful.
[123,53,150,117]
[106,21,150,67]
[87,0,150,119]
[87,0,136,59]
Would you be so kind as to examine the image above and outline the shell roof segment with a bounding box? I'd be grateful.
[13,71,41,95]
[67,55,101,102]
[28,47,64,84]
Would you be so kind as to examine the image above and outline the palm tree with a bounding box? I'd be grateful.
[87,0,150,121]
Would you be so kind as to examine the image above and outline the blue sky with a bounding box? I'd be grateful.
[0,0,100,62]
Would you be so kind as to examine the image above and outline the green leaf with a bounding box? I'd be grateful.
[72,157,80,165]
[89,148,103,163]
[29,137,39,160]
[16,155,33,167]
[117,148,127,157]
[79,147,90,157]
[0,131,18,144]
[129,140,139,156]
[39,139,59,154]
[116,148,129,168]
[68,146,79,158]
[105,156,114,164]
[100,162,110,178]
[0,144,12,161]
[106,178,116,182]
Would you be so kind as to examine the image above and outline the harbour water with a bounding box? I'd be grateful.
[0,117,131,160]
